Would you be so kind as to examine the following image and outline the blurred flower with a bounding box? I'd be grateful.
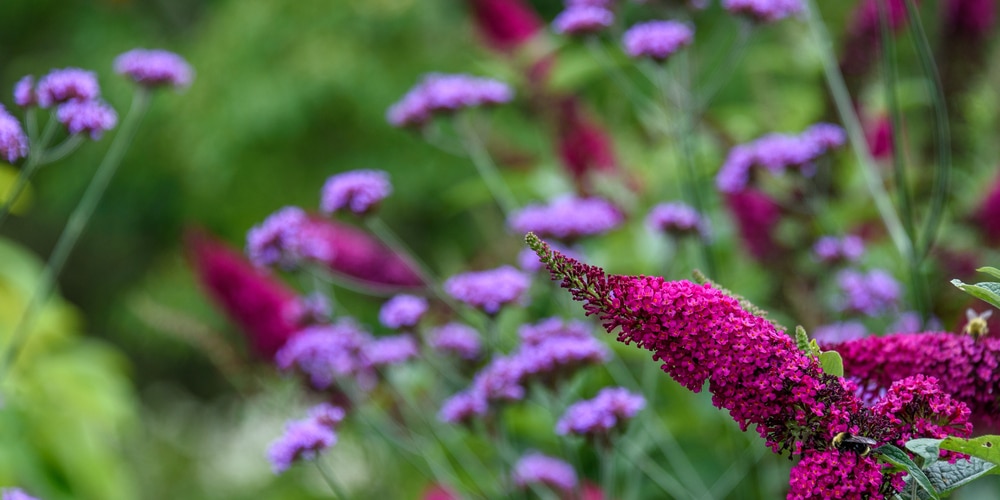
[267,414,339,474]
[187,231,300,359]
[387,73,514,128]
[840,0,909,77]
[439,389,489,424]
[555,98,623,193]
[275,321,372,389]
[812,321,868,345]
[812,235,864,264]
[716,124,846,193]
[320,169,392,216]
[472,355,528,402]
[302,217,425,290]
[429,322,482,360]
[361,334,419,368]
[865,114,893,159]
[13,76,36,108]
[0,108,29,163]
[285,292,332,327]
[114,48,194,89]
[568,0,616,6]
[1,490,40,500]
[509,195,622,242]
[722,0,803,22]
[872,374,972,448]
[887,311,939,334]
[622,21,693,61]
[246,206,332,268]
[308,402,347,427]
[944,0,995,40]
[36,67,100,108]
[517,333,609,385]
[556,387,645,437]
[787,450,900,500]
[975,174,1000,245]
[553,7,614,36]
[512,452,578,493]
[724,189,783,260]
[378,294,428,329]
[467,0,543,52]
[421,483,459,500]
[519,241,583,272]
[56,100,118,140]
[444,266,530,314]
[837,269,900,316]
[517,317,591,346]
[646,201,707,238]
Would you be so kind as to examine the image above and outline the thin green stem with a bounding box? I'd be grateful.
[0,89,151,380]
[601,440,617,500]
[455,114,518,217]
[804,0,911,260]
[694,19,753,113]
[314,460,350,499]
[0,115,60,228]
[40,134,85,165]
[26,108,38,140]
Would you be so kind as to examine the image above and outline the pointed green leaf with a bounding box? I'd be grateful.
[795,325,811,354]
[818,350,844,378]
[978,267,1000,280]
[915,456,998,496]
[951,279,1000,311]
[905,438,944,466]
[875,444,940,500]
[940,436,1000,466]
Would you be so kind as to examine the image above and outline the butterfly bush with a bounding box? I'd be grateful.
[0,107,29,163]
[724,189,783,259]
[512,452,578,493]
[466,0,543,52]
[552,6,614,36]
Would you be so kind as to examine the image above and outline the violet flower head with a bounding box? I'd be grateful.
[716,123,846,193]
[36,68,100,108]
[275,322,372,390]
[114,49,194,89]
[285,292,333,327]
[320,169,392,215]
[429,322,482,360]
[56,100,118,140]
[246,207,332,268]
[472,355,527,402]
[517,317,591,346]
[361,334,419,368]
[439,390,488,424]
[517,335,609,384]
[812,235,864,263]
[1,490,39,500]
[722,0,804,22]
[0,108,29,164]
[811,321,868,345]
[379,294,429,329]
[308,402,347,428]
[267,419,337,474]
[387,73,513,128]
[837,269,900,316]
[556,387,644,436]
[552,7,614,36]
[622,21,693,61]
[567,0,615,6]
[13,76,36,108]
[646,201,707,237]
[444,265,530,314]
[509,195,622,241]
[512,452,578,493]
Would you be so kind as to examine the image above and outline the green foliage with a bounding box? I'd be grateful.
[903,437,1000,498]
[874,444,939,500]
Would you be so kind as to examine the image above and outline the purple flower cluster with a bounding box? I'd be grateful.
[18,68,119,139]
[811,321,867,345]
[512,452,578,493]
[517,316,591,345]
[114,49,193,89]
[429,322,482,360]
[36,68,100,108]
[812,235,864,263]
[509,195,622,241]
[378,294,428,329]
[1,489,40,500]
[387,73,514,128]
[722,0,804,22]
[439,355,527,423]
[320,169,392,215]
[646,201,707,237]
[284,293,332,327]
[622,21,694,61]
[267,402,345,474]
[0,107,29,163]
[246,207,332,268]
[552,6,614,36]
[55,100,118,140]
[275,322,371,390]
[556,387,644,437]
[836,269,900,316]
[361,334,419,368]
[444,265,530,314]
[716,123,847,193]
[13,76,36,108]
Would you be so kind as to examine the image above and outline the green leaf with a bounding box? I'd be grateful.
[875,444,940,500]
[818,350,844,378]
[940,436,1000,466]
[906,438,944,466]
[795,325,811,354]
[951,279,1000,311]
[978,267,1000,280]
[915,456,998,497]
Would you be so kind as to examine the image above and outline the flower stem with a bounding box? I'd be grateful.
[601,439,617,500]
[456,114,518,218]
[314,459,350,499]
[0,115,60,228]
[0,89,151,380]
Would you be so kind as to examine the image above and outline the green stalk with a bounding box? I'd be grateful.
[601,439,617,500]
[0,115,60,228]
[0,89,151,379]
[314,460,351,499]
[456,114,518,217]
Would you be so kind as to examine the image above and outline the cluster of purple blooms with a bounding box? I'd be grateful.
[267,403,346,474]
[245,206,332,268]
[443,265,530,315]
[812,234,865,263]
[378,294,428,329]
[113,49,194,89]
[622,21,694,61]
[1,489,39,500]
[810,321,868,345]
[428,322,482,360]
[16,68,117,140]
[646,201,707,237]
[386,73,514,128]
[552,6,614,36]
[511,452,578,493]
[509,195,622,242]
[716,123,847,193]
[320,169,392,216]
[555,386,645,437]
[836,268,900,316]
[722,0,804,22]
[0,107,29,163]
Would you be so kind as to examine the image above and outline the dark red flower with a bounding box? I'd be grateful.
[724,189,783,260]
[303,217,425,291]
[467,0,543,53]
[975,174,1000,245]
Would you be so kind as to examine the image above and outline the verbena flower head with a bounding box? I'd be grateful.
[285,292,332,327]
[114,49,194,89]
[716,123,847,193]
[512,452,578,493]
[308,402,347,427]
[517,317,591,346]
[275,321,372,390]
[509,195,622,242]
[811,321,868,345]
[556,387,645,437]
[267,419,337,474]
[429,322,482,360]
[812,235,865,264]
[473,355,527,402]
[379,294,428,329]
[439,390,488,424]
[722,0,804,22]
[387,73,514,128]
[320,169,392,215]
[444,265,530,314]
[1,489,39,500]
[836,269,900,316]
[56,100,118,140]
[13,76,36,108]
[302,218,425,290]
[246,207,332,268]
[646,201,707,237]
[517,334,609,385]
[0,108,29,163]
[36,68,100,108]
[552,7,614,36]
[833,332,1000,428]
[361,334,419,368]
[622,20,693,61]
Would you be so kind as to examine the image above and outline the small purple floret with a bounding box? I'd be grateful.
[439,390,488,424]
[512,452,578,493]
[267,419,337,474]
[517,317,591,346]
[320,169,392,215]
[56,100,117,140]
[275,322,372,389]
[646,202,707,237]
[509,195,622,241]
[812,321,868,345]
[556,387,645,436]
[246,207,332,268]
[114,49,194,89]
[362,334,419,368]
[429,322,482,360]
[387,73,514,128]
[552,7,614,35]
[716,123,847,193]
[2,489,41,500]
[0,108,29,163]
[723,0,804,22]
[812,235,865,263]
[379,294,429,329]
[837,268,901,316]
[36,68,100,108]
[444,265,530,315]
[13,76,36,108]
[622,21,694,61]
